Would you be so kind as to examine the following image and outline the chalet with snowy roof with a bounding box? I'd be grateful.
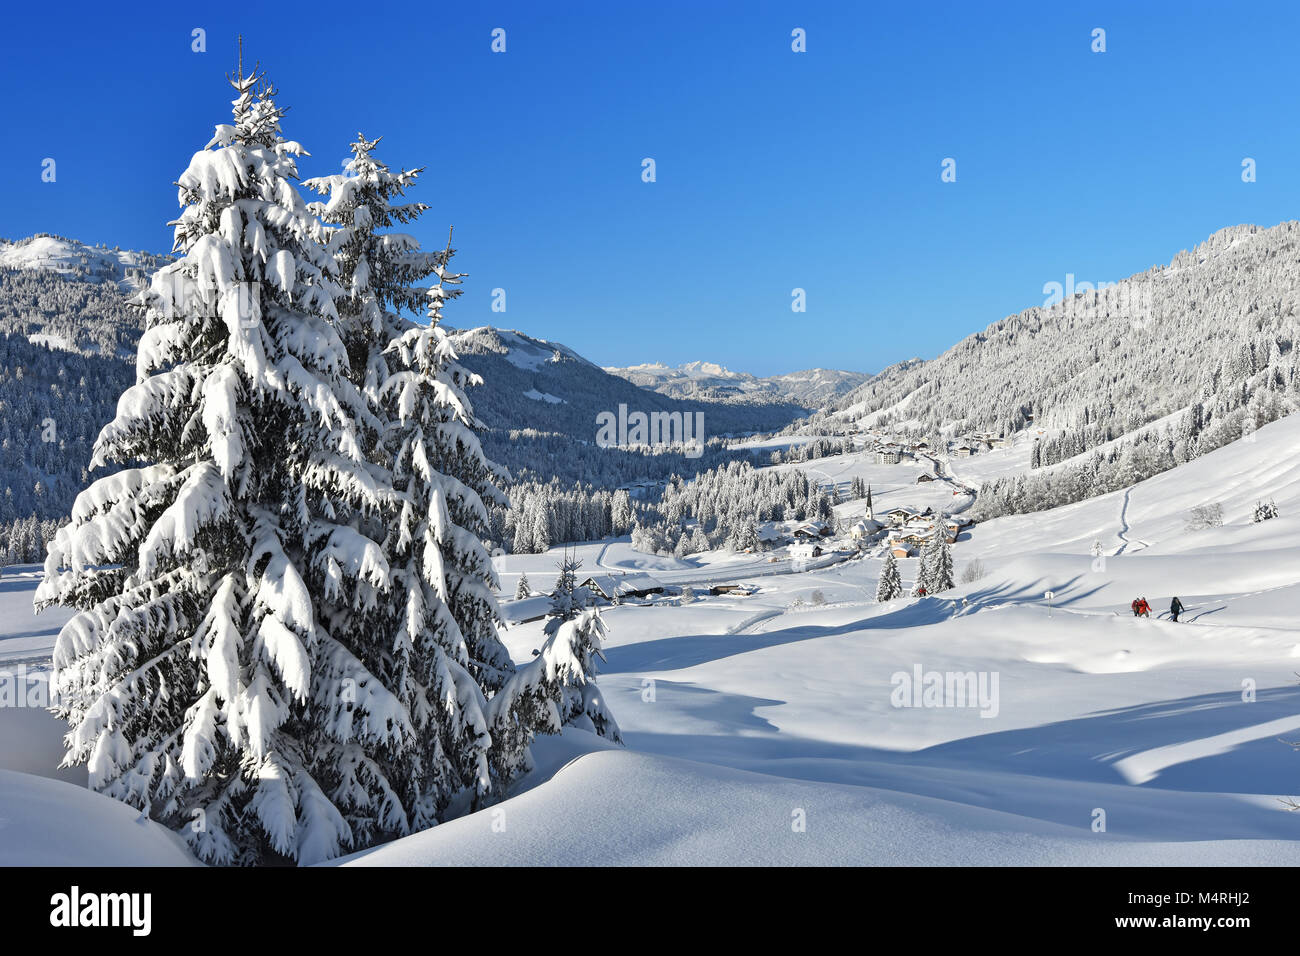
[499,594,552,626]
[850,517,884,540]
[709,582,759,596]
[581,573,664,601]
[793,521,832,539]
[885,507,922,526]
[916,472,935,483]
[789,542,824,560]
[953,444,974,458]
[889,528,936,554]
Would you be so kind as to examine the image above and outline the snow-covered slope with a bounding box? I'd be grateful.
[5,413,1300,865]
[336,414,1300,865]
[0,771,198,866]
[337,735,1299,866]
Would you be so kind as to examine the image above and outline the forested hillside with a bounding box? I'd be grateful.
[830,222,1300,442]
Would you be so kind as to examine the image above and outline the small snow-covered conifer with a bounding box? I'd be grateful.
[876,551,903,602]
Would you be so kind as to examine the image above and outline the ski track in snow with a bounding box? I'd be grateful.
[1115,486,1150,555]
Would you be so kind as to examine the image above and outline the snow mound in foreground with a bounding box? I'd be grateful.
[0,770,198,866]
[333,744,1300,867]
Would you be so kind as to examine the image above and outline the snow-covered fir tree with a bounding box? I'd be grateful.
[730,519,759,553]
[35,68,395,865]
[303,133,430,440]
[547,550,588,621]
[484,545,621,773]
[486,607,622,776]
[33,66,541,866]
[920,533,954,594]
[515,572,531,599]
[876,551,902,602]
[373,222,530,831]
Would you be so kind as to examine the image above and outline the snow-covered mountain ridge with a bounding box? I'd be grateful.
[445,325,810,439]
[0,234,169,294]
[826,221,1300,442]
[605,358,871,407]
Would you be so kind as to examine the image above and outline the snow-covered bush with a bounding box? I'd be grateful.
[1185,502,1223,531]
[960,557,987,584]
[1254,499,1279,522]
[487,608,622,780]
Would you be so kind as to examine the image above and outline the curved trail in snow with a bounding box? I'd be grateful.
[596,541,617,571]
[728,609,784,635]
[1115,487,1150,555]
[930,454,977,513]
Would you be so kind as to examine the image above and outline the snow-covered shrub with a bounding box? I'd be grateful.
[960,558,987,584]
[1185,502,1223,531]
[487,608,622,779]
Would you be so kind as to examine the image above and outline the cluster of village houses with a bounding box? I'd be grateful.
[951,431,1011,457]
[860,428,1009,464]
[786,503,972,561]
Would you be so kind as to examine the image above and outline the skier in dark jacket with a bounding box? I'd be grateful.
[1130,598,1140,617]
[1170,596,1183,622]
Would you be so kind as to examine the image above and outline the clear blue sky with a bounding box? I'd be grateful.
[3,1,1298,376]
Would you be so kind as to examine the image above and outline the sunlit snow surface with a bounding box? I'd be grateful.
[6,416,1300,865]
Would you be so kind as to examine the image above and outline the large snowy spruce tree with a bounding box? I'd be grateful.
[32,70,531,865]
[35,70,388,864]
[303,134,522,835]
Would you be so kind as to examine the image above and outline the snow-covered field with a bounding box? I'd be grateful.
[4,416,1300,865]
